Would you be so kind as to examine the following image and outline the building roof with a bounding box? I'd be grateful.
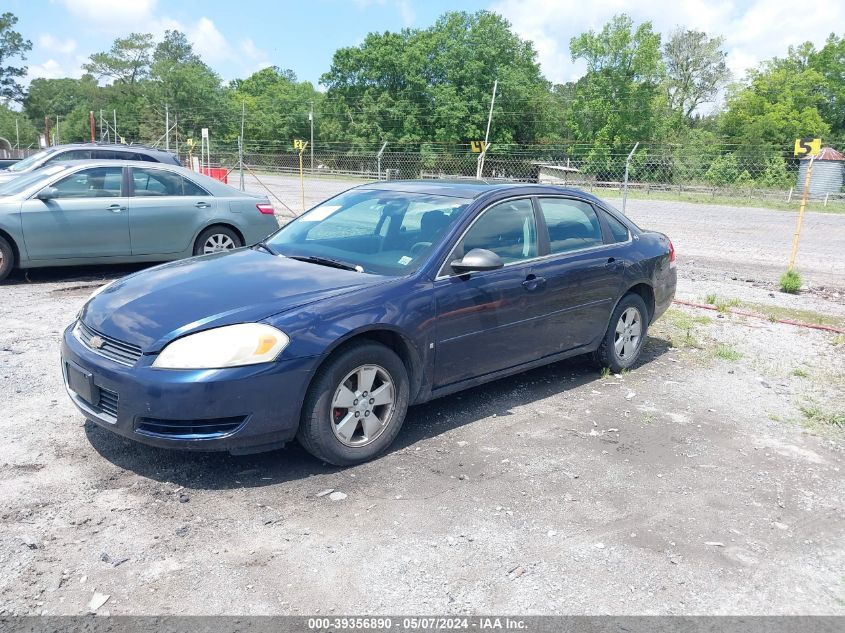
[804,147,845,161]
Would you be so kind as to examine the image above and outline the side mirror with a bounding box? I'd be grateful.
[37,187,58,201]
[450,248,504,274]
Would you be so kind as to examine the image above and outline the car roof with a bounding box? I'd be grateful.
[357,179,595,200]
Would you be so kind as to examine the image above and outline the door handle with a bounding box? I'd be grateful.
[606,257,624,270]
[107,204,126,213]
[195,201,211,208]
[522,274,546,291]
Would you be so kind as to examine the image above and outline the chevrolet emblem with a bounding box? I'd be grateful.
[89,335,105,350]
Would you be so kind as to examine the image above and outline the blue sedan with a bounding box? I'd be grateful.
[61,181,676,465]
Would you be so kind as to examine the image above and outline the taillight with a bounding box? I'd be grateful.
[256,203,275,215]
[668,240,676,267]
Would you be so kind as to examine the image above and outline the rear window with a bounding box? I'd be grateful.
[537,197,604,254]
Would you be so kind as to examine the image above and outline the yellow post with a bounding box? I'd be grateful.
[788,155,815,270]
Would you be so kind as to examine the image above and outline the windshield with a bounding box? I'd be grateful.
[267,189,471,276]
[0,165,70,197]
[7,148,57,172]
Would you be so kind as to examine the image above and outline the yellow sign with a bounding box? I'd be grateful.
[470,141,489,153]
[293,139,308,150]
[794,137,821,157]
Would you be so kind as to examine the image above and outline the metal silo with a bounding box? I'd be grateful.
[797,147,844,197]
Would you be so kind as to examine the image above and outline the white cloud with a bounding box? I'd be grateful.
[38,34,77,55]
[491,0,845,86]
[26,57,85,83]
[59,0,159,31]
[185,17,233,64]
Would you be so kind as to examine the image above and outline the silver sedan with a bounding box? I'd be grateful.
[0,160,280,281]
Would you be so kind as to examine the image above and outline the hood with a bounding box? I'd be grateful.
[0,172,21,184]
[81,248,382,351]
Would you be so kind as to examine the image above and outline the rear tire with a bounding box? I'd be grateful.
[193,226,242,256]
[0,236,14,282]
[297,341,410,466]
[593,293,649,373]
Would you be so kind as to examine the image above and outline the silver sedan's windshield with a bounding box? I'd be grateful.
[0,165,70,196]
[267,189,471,276]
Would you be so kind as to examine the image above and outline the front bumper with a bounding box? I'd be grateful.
[61,323,316,453]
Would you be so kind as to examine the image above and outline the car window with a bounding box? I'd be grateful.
[267,189,470,276]
[538,198,604,254]
[50,167,123,198]
[44,149,91,165]
[455,198,538,264]
[603,210,630,242]
[92,150,123,160]
[131,168,209,196]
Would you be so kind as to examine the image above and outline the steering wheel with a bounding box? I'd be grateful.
[410,241,432,256]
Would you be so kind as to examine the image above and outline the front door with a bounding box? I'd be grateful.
[20,166,130,259]
[433,197,546,388]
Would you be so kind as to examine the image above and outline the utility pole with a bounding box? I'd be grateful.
[165,104,170,151]
[56,116,61,145]
[477,79,497,180]
[15,118,19,149]
[88,111,95,142]
[309,100,314,172]
[113,110,118,144]
[99,109,104,142]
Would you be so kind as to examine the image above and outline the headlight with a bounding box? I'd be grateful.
[153,324,289,369]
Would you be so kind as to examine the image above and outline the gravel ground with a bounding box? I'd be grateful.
[0,186,843,616]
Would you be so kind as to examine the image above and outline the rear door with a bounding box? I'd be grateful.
[19,166,130,259]
[533,197,624,351]
[432,197,546,387]
[127,166,215,255]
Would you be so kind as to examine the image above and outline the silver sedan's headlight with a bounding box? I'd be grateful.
[153,324,289,369]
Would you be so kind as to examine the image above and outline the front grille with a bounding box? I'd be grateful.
[135,416,246,439]
[97,387,119,418]
[76,321,143,366]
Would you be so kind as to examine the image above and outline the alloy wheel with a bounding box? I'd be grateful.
[614,306,642,360]
[330,364,396,447]
[203,234,236,254]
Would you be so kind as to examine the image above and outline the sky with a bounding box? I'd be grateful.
[6,0,845,90]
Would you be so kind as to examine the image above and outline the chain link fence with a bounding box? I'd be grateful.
[187,141,845,216]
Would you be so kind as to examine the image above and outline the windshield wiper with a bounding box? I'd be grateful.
[253,241,278,255]
[287,255,361,272]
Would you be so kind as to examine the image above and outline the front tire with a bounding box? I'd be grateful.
[297,341,410,466]
[594,293,649,373]
[0,236,14,282]
[193,226,242,256]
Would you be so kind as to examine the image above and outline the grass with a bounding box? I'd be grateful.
[713,344,742,361]
[831,334,845,346]
[799,405,845,433]
[599,366,611,379]
[779,269,802,294]
[791,368,810,378]
[700,293,845,330]
[604,189,845,215]
[660,308,711,349]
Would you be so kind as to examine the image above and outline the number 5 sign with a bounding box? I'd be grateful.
[794,137,821,157]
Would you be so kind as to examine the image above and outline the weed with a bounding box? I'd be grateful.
[713,344,742,361]
[705,293,718,305]
[800,405,845,431]
[599,366,611,379]
[779,269,801,294]
[791,368,809,378]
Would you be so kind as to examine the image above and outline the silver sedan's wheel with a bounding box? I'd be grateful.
[330,364,396,447]
[614,306,643,360]
[203,233,236,253]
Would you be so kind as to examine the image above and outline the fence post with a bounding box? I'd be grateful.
[622,142,639,215]
[377,142,388,180]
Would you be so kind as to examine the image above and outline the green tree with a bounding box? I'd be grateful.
[0,12,32,102]
[663,29,729,121]
[83,33,154,90]
[0,102,38,146]
[807,34,845,136]
[321,11,552,146]
[567,14,666,175]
